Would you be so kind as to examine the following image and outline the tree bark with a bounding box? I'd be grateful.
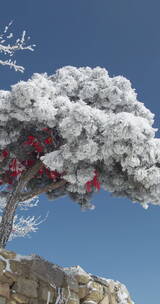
[0,160,43,248]
[19,179,67,202]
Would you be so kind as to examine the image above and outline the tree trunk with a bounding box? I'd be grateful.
[0,193,19,248]
[0,160,43,248]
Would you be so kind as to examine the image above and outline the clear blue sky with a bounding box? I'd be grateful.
[1,1,160,303]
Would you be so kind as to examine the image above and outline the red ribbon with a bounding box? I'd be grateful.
[2,149,9,158]
[44,137,53,144]
[0,128,62,186]
[85,170,100,192]
[23,135,44,152]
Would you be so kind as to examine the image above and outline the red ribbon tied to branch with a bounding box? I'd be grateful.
[9,158,24,177]
[45,168,61,179]
[23,135,44,153]
[2,149,9,158]
[86,170,100,192]
[44,137,53,145]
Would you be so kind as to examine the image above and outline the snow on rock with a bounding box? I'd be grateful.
[64,266,134,304]
[64,265,92,284]
[0,249,134,304]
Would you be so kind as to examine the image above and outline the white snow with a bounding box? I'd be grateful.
[0,254,12,272]
[0,66,160,209]
[64,265,89,276]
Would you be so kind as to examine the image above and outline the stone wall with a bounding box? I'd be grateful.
[0,249,134,304]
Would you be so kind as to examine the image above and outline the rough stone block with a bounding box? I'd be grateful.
[39,285,55,302]
[78,285,89,299]
[14,278,38,298]
[84,282,104,303]
[31,258,65,287]
[99,295,110,304]
[0,283,10,299]
[62,289,79,304]
[65,276,79,293]
[28,300,43,304]
[64,266,91,285]
[103,286,109,296]
[110,294,117,304]
[67,291,79,304]
[4,271,17,282]
[75,273,91,284]
[11,293,29,303]
[10,261,31,277]
[0,250,16,260]
[28,299,39,304]
[0,262,6,276]
[108,281,115,294]
[0,296,6,304]
[0,274,13,286]
[7,300,17,304]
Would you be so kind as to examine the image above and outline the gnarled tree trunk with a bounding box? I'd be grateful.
[0,160,43,248]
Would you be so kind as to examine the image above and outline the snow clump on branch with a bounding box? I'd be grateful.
[0,66,160,209]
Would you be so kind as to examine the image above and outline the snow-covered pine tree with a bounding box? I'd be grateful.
[0,65,160,248]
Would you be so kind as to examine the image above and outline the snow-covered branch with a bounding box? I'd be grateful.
[0,59,25,73]
[0,21,35,72]
[9,213,48,240]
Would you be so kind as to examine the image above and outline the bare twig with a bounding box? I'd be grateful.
[0,22,35,72]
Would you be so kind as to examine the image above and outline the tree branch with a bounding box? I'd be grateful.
[19,179,67,202]
[20,159,43,186]
[0,59,24,73]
